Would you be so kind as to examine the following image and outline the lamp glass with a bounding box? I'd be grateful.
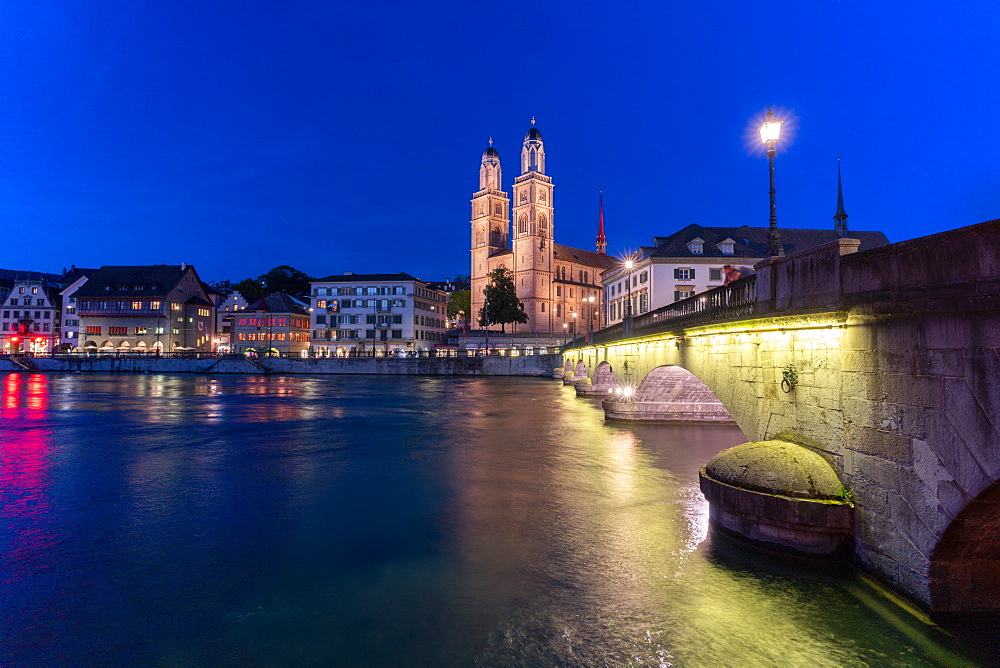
[759,118,782,144]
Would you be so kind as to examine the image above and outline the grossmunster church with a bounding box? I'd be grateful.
[470,121,616,335]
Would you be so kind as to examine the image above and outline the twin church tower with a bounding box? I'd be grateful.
[470,121,616,335]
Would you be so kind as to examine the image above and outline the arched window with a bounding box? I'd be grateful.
[518,215,528,235]
[476,229,485,246]
[490,226,504,247]
[538,214,547,236]
[495,204,502,216]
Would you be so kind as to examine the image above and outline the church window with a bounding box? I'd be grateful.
[490,226,503,247]
[556,286,562,297]
[556,304,562,317]
[518,215,528,234]
[538,214,547,235]
[495,204,502,216]
[541,303,545,312]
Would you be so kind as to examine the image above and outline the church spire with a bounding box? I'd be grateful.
[834,154,849,236]
[480,139,502,191]
[521,119,545,174]
[596,191,607,255]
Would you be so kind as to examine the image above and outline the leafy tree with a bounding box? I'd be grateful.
[233,277,263,301]
[232,265,314,301]
[477,266,527,333]
[260,265,313,295]
[448,289,470,324]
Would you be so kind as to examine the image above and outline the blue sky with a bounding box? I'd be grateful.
[2,1,997,284]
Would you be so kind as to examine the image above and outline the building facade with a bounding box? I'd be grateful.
[309,273,447,356]
[74,264,216,353]
[0,272,62,353]
[470,123,616,336]
[231,292,310,356]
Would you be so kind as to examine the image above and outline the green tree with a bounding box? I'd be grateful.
[259,265,314,295]
[448,289,470,325]
[478,266,527,333]
[232,265,314,302]
[233,277,263,301]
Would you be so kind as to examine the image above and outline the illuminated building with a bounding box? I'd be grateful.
[74,264,216,353]
[470,122,617,336]
[309,273,447,356]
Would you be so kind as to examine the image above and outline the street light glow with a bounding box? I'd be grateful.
[758,110,782,144]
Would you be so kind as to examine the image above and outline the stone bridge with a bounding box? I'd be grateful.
[562,219,1000,612]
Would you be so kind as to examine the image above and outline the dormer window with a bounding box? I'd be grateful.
[717,237,736,255]
[687,237,705,254]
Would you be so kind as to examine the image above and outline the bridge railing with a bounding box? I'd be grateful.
[584,274,757,347]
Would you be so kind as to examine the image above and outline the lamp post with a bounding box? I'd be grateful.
[584,295,595,341]
[571,311,577,345]
[623,259,634,336]
[759,110,785,257]
[562,322,569,347]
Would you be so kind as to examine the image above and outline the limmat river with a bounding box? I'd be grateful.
[1,373,996,666]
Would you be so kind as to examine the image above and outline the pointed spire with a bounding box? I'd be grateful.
[530,116,536,125]
[596,190,607,255]
[488,136,493,146]
[834,153,849,236]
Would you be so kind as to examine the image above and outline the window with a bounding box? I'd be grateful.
[172,328,180,335]
[316,300,326,308]
[556,286,562,297]
[150,301,161,310]
[717,238,736,255]
[198,308,210,317]
[687,238,704,254]
[85,326,102,334]
[674,268,695,280]
[9,299,16,306]
[316,315,326,324]
[24,298,31,306]
[136,327,148,335]
[171,302,181,311]
[710,268,722,281]
[640,271,648,283]
[109,326,127,335]
[674,290,694,302]
[31,287,38,294]
[392,315,402,324]
[391,330,402,339]
[18,287,24,294]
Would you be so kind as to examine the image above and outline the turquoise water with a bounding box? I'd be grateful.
[0,373,993,666]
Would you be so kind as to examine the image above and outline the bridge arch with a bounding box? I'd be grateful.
[605,365,735,424]
[929,481,1000,611]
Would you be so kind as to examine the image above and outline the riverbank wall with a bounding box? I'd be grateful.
[0,354,560,376]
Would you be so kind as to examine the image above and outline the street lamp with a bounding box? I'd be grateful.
[571,311,577,344]
[758,109,785,257]
[584,295,595,341]
[623,259,634,336]
[562,322,569,347]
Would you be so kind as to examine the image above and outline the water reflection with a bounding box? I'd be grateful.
[0,374,991,666]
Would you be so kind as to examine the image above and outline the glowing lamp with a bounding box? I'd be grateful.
[624,260,634,270]
[758,110,782,145]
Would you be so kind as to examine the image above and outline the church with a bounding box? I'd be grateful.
[470,121,616,336]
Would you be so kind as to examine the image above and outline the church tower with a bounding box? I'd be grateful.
[470,140,510,325]
[511,119,554,332]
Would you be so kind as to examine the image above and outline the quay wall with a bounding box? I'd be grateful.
[0,354,560,377]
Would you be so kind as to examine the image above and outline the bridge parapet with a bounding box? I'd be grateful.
[754,238,861,314]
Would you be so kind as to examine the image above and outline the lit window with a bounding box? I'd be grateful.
[132,301,142,310]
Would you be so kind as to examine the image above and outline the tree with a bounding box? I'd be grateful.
[233,277,263,301]
[477,266,527,333]
[232,265,314,302]
[447,289,470,326]
[259,265,313,296]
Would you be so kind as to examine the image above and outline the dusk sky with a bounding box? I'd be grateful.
[2,1,997,284]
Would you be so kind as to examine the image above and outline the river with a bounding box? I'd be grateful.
[0,373,995,666]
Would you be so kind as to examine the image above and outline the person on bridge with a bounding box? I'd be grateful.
[723,265,743,286]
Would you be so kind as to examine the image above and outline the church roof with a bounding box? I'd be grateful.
[525,126,542,141]
[483,146,499,158]
[553,243,620,269]
[648,223,890,259]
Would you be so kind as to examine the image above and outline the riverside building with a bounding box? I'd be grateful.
[309,273,447,356]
